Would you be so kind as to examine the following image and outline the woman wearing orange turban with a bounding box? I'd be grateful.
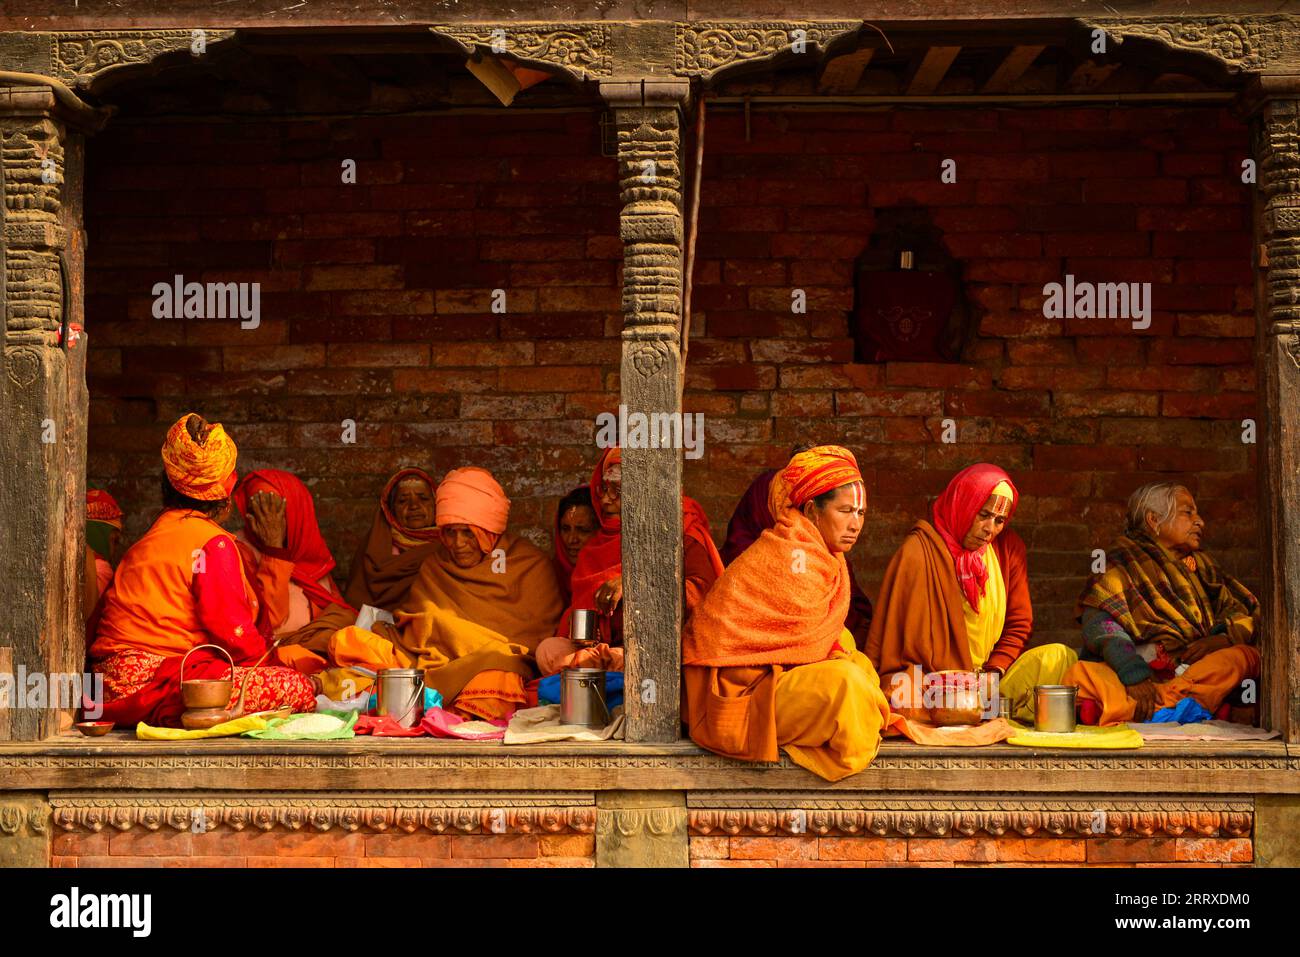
[681,446,896,782]
[535,446,725,676]
[89,414,318,727]
[866,462,1076,723]
[336,467,565,720]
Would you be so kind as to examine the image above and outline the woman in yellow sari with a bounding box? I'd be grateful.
[337,467,564,720]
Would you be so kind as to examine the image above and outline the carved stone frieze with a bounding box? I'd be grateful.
[50,793,596,834]
[1081,16,1300,74]
[688,795,1254,838]
[675,21,862,80]
[51,30,236,89]
[429,23,612,80]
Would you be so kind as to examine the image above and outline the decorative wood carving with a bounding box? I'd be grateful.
[1080,16,1300,74]
[429,23,612,80]
[50,793,596,834]
[689,796,1253,838]
[51,30,236,88]
[1,111,64,342]
[675,21,862,80]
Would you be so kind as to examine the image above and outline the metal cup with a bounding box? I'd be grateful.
[1034,685,1078,733]
[570,608,599,645]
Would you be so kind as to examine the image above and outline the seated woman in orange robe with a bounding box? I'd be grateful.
[338,467,564,720]
[536,446,725,676]
[343,467,441,611]
[89,414,317,727]
[682,445,894,782]
[1065,481,1260,725]
[866,463,1076,723]
[231,468,357,672]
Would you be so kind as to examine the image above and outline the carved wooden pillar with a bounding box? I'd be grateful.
[0,86,90,740]
[601,79,690,743]
[1247,77,1300,744]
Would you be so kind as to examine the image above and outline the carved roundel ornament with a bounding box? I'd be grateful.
[5,347,40,388]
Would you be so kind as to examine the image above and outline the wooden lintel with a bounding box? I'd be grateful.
[906,46,961,96]
[982,44,1046,94]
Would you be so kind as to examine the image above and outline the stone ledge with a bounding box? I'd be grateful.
[0,737,1294,794]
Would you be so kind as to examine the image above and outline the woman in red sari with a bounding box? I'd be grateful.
[89,414,317,727]
[535,446,725,675]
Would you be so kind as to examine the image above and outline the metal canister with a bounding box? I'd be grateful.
[377,668,425,729]
[998,696,1012,720]
[1034,685,1078,733]
[560,667,610,729]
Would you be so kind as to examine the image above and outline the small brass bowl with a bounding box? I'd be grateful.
[74,721,114,736]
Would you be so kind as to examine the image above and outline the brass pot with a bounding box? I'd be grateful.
[179,645,236,710]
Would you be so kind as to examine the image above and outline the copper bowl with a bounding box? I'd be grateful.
[925,669,985,727]
[74,721,114,736]
[181,678,233,710]
[181,707,234,730]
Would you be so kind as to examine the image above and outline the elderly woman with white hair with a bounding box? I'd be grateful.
[1065,482,1260,724]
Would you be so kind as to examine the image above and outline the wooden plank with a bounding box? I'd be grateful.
[905,45,961,96]
[981,44,1045,93]
[817,47,874,94]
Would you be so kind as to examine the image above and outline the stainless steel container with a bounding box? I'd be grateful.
[998,696,1012,720]
[570,608,598,644]
[560,667,609,729]
[1034,685,1078,733]
[377,668,425,729]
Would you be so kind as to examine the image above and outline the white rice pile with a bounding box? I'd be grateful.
[451,721,501,736]
[278,713,345,735]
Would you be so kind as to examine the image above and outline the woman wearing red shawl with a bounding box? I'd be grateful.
[553,486,598,603]
[721,461,874,650]
[84,487,125,634]
[89,414,317,727]
[343,468,441,611]
[535,446,725,676]
[682,446,895,782]
[336,467,564,720]
[231,469,356,673]
[866,463,1075,723]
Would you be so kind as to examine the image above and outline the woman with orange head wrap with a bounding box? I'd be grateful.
[339,466,565,720]
[866,463,1076,724]
[89,414,317,727]
[681,446,897,782]
[535,446,725,676]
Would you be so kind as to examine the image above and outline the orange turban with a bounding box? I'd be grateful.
[86,488,123,529]
[436,467,510,554]
[161,414,238,501]
[771,445,864,516]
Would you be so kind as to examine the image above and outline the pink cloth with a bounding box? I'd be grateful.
[352,708,507,739]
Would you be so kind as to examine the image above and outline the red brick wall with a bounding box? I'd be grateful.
[689,833,1253,867]
[84,105,1257,644]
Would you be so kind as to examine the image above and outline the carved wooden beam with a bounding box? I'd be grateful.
[1079,16,1300,75]
[50,29,236,90]
[428,23,613,82]
[674,21,862,82]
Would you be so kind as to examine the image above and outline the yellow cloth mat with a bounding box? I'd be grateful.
[136,715,272,740]
[1006,721,1143,749]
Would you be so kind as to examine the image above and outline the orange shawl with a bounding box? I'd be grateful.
[681,451,861,762]
[343,468,441,611]
[387,532,564,700]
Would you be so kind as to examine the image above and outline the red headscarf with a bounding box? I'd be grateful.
[233,469,351,612]
[86,488,124,528]
[380,468,440,550]
[553,485,595,591]
[562,447,723,635]
[931,463,1019,613]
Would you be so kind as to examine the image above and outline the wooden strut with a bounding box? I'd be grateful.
[679,96,705,406]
